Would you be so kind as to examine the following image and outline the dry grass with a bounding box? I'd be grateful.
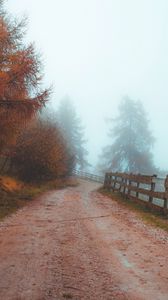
[0,175,78,220]
[0,175,23,192]
[99,188,168,233]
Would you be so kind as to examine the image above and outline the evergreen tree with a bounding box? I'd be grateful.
[57,96,89,170]
[100,96,156,174]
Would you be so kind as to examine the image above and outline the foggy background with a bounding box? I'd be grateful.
[5,0,168,171]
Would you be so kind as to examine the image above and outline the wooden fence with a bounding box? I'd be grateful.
[73,170,104,183]
[104,172,168,213]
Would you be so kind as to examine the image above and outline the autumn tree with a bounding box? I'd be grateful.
[11,118,75,182]
[57,96,89,170]
[0,1,50,154]
[100,97,156,174]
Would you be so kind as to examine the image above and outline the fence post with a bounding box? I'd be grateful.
[149,174,157,203]
[127,175,132,196]
[113,173,117,191]
[164,175,168,210]
[119,176,123,192]
[104,173,108,189]
[136,182,140,198]
[123,175,127,194]
[109,174,112,190]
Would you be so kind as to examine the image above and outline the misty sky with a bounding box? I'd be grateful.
[5,0,168,171]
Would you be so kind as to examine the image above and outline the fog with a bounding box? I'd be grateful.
[6,0,168,171]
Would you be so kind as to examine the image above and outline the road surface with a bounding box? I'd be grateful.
[0,180,168,299]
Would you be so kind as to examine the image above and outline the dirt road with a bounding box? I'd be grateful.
[0,180,168,300]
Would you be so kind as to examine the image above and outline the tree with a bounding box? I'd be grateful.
[57,96,89,170]
[11,118,75,182]
[0,1,50,154]
[100,96,156,174]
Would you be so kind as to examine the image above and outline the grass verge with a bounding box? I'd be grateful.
[99,188,168,233]
[0,176,79,221]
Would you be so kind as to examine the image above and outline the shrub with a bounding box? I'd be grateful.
[11,119,75,182]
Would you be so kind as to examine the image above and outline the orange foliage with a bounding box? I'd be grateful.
[0,3,50,153]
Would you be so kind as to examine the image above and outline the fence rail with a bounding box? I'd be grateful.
[104,172,168,213]
[73,170,104,183]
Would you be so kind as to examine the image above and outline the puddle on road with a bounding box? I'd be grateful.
[117,252,134,269]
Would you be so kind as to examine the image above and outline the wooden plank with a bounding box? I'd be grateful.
[128,174,153,184]
[105,172,154,184]
[126,186,166,199]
